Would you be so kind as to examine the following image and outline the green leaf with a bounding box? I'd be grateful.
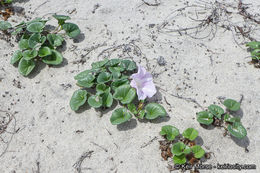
[197,111,214,125]
[145,103,166,120]
[11,27,23,35]
[10,50,23,64]
[22,49,38,60]
[110,108,132,125]
[171,142,191,156]
[88,95,102,108]
[47,34,64,47]
[120,60,137,71]
[18,58,35,76]
[42,50,63,65]
[182,128,198,141]
[76,73,95,88]
[19,39,29,50]
[26,22,44,33]
[223,99,240,111]
[53,14,71,25]
[107,59,121,66]
[96,84,110,94]
[250,49,260,60]
[224,114,241,123]
[127,103,137,114]
[101,92,113,108]
[28,33,41,48]
[111,78,129,91]
[113,84,136,104]
[191,145,205,159]
[208,104,224,119]
[160,125,180,141]
[38,47,52,57]
[97,72,112,84]
[41,36,46,44]
[227,122,247,139]
[91,59,109,69]
[74,69,100,80]
[0,21,12,30]
[70,90,87,111]
[246,41,260,49]
[62,23,80,38]
[173,154,186,165]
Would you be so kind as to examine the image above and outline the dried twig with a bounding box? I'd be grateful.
[73,151,94,173]
[141,136,158,148]
[141,0,161,6]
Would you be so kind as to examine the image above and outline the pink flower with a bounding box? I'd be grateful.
[130,65,157,100]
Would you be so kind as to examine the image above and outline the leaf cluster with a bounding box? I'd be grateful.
[0,0,12,5]
[197,99,247,139]
[70,59,167,125]
[246,41,260,61]
[160,126,205,165]
[1,14,80,76]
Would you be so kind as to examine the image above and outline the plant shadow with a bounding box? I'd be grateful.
[231,108,244,119]
[117,119,137,131]
[28,61,46,79]
[195,136,204,146]
[73,33,85,43]
[231,136,250,149]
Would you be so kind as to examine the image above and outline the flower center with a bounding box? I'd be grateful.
[135,78,143,88]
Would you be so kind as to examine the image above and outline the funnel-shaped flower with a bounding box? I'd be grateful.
[130,65,156,100]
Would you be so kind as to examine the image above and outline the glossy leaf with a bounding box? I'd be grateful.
[47,34,64,47]
[120,60,137,71]
[227,122,247,139]
[22,49,38,60]
[42,50,63,65]
[91,59,109,69]
[96,84,110,94]
[76,73,95,88]
[38,47,52,57]
[62,23,80,38]
[111,78,129,91]
[107,59,121,66]
[191,145,205,159]
[160,125,180,141]
[127,103,137,114]
[10,50,23,64]
[113,84,136,104]
[28,33,41,48]
[26,22,44,33]
[53,14,71,25]
[224,114,241,123]
[19,39,29,50]
[182,128,198,141]
[246,41,260,49]
[137,110,145,119]
[18,58,35,76]
[173,154,186,165]
[101,92,113,108]
[171,142,191,156]
[88,95,102,108]
[70,90,87,111]
[110,108,132,125]
[223,99,240,111]
[208,104,224,119]
[197,111,214,125]
[145,103,166,120]
[97,72,112,84]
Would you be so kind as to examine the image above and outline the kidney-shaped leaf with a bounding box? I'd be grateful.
[182,128,198,141]
[53,14,71,25]
[171,142,191,156]
[97,72,112,84]
[47,34,64,47]
[197,111,213,125]
[62,23,80,38]
[145,103,166,120]
[11,50,23,64]
[26,22,44,33]
[22,49,38,60]
[76,73,95,88]
[223,99,240,111]
[42,50,63,65]
[191,145,205,159]
[101,92,113,108]
[224,114,241,123]
[19,39,29,50]
[91,59,109,69]
[96,84,110,94]
[28,33,41,48]
[208,104,224,119]
[70,90,87,111]
[110,108,132,125]
[160,125,180,141]
[111,78,129,91]
[88,95,102,108]
[227,122,247,139]
[173,154,186,165]
[120,60,137,71]
[38,46,52,57]
[113,84,136,104]
[18,58,35,76]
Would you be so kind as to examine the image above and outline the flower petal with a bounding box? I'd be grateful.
[137,89,147,100]
[138,64,146,77]
[130,80,137,89]
[141,81,156,98]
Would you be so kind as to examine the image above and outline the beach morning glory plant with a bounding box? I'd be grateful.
[69,59,167,126]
